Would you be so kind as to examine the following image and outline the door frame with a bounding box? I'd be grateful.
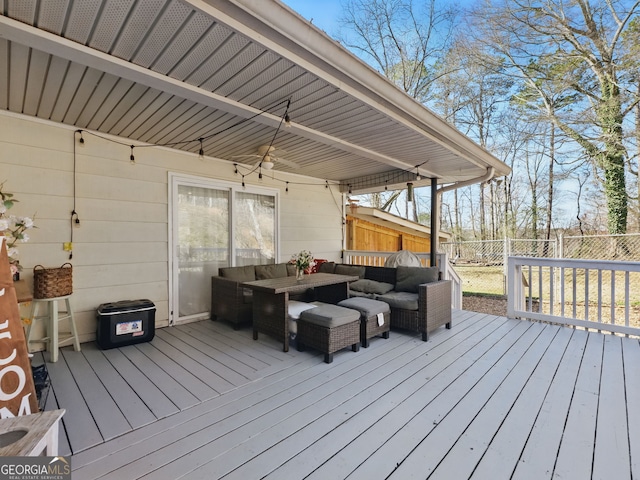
[168,172,280,325]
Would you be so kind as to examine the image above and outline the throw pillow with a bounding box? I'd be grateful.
[219,265,256,282]
[395,266,439,293]
[318,262,336,273]
[349,279,395,295]
[255,263,288,280]
[335,264,366,279]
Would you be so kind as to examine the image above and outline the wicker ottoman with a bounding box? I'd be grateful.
[338,297,391,348]
[297,302,361,363]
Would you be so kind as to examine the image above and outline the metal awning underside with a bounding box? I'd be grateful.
[0,0,510,193]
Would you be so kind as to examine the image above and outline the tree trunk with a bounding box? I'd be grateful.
[599,79,627,234]
[545,123,554,242]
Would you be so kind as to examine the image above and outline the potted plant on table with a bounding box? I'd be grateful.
[291,250,315,280]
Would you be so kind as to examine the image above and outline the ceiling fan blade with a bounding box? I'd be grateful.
[273,156,300,169]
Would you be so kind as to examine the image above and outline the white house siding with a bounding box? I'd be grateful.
[0,111,344,344]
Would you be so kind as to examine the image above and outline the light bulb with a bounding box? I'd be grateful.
[198,139,204,161]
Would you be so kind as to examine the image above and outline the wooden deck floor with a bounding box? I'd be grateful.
[39,310,639,479]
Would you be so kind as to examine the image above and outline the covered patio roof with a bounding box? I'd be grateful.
[0,0,509,194]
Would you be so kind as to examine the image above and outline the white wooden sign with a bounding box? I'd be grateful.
[0,236,39,417]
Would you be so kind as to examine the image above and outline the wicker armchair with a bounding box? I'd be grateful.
[210,276,253,329]
[355,265,452,341]
[389,280,452,341]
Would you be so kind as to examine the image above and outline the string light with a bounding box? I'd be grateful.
[74,98,432,197]
[198,138,204,161]
[284,99,291,128]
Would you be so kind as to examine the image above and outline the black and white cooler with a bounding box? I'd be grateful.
[96,299,155,350]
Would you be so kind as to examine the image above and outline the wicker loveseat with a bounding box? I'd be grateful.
[210,263,308,329]
[319,263,452,341]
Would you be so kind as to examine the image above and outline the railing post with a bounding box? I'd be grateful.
[507,256,516,318]
[558,234,563,259]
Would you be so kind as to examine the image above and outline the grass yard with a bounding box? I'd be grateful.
[455,264,506,295]
[456,263,640,329]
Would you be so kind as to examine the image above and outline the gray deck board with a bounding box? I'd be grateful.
[101,348,180,420]
[135,342,218,402]
[553,332,604,479]
[154,328,250,386]
[178,322,271,371]
[152,329,236,393]
[170,325,470,479]
[423,323,562,479]
[45,351,104,453]
[81,343,157,430]
[511,326,589,480]
[36,311,637,480]
[79,334,417,480]
[165,327,258,379]
[71,344,323,475]
[622,337,640,479]
[204,321,293,362]
[467,325,574,479]
[38,353,72,457]
[61,348,132,441]
[592,335,631,480]
[241,313,504,480]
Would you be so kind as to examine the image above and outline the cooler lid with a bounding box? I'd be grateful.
[97,299,155,315]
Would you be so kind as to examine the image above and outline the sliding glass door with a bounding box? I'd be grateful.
[235,191,276,266]
[170,174,278,324]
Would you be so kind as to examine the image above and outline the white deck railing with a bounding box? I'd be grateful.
[507,256,640,336]
[343,250,462,310]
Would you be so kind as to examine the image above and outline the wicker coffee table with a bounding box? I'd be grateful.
[244,273,359,351]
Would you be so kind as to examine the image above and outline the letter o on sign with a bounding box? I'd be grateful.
[0,365,26,401]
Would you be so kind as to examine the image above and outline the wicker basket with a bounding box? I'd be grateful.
[33,263,73,299]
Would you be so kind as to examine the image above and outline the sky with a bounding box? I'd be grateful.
[281,0,343,37]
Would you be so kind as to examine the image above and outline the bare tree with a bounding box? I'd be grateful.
[431,38,516,239]
[337,0,459,222]
[468,0,640,234]
[338,0,458,103]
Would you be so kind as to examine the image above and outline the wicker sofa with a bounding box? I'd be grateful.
[211,261,452,341]
[210,262,307,329]
[319,263,452,341]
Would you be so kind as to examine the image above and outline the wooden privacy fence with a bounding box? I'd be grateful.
[345,216,431,252]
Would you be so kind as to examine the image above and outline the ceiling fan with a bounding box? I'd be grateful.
[232,145,300,170]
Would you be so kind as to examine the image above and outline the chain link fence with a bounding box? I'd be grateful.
[561,234,640,261]
[441,234,640,296]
